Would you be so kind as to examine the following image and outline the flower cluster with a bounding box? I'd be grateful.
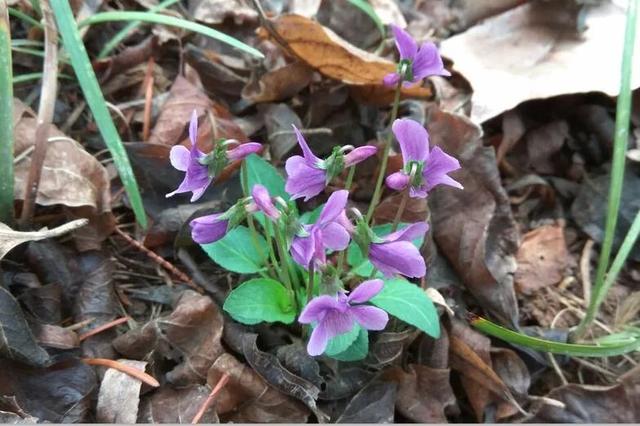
[167,27,461,357]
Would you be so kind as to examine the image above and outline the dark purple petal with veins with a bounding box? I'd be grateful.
[285,156,327,201]
[412,42,451,80]
[190,213,229,244]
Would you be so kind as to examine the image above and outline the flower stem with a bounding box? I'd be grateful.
[265,220,285,282]
[365,80,403,224]
[344,164,356,192]
[307,262,315,303]
[391,188,409,232]
[241,162,266,262]
[273,224,294,295]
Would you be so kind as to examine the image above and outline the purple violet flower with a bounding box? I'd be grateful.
[369,222,428,278]
[285,126,377,201]
[167,110,262,202]
[190,213,229,244]
[385,118,462,198]
[298,279,388,356]
[383,24,450,87]
[291,190,351,269]
[248,184,280,220]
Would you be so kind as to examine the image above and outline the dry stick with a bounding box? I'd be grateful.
[580,239,595,306]
[82,358,160,387]
[141,57,154,141]
[78,316,130,341]
[114,227,204,294]
[191,373,230,424]
[249,0,295,57]
[19,0,58,227]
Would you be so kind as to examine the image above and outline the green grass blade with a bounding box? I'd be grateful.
[97,0,180,59]
[13,72,73,84]
[8,7,43,29]
[0,3,14,223]
[347,0,385,39]
[80,11,264,59]
[50,1,147,228]
[575,0,638,339]
[471,314,640,357]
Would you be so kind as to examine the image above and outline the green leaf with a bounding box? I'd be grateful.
[79,11,264,59]
[50,1,147,228]
[347,223,425,277]
[371,278,440,338]
[223,278,295,325]
[300,204,323,225]
[325,324,361,356]
[330,327,369,361]
[243,153,289,201]
[201,226,267,273]
[0,5,14,223]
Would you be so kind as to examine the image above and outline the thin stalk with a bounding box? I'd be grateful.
[0,2,14,223]
[274,225,294,295]
[574,0,638,340]
[336,165,357,272]
[97,0,180,59]
[307,262,315,303]
[240,162,266,264]
[13,72,72,84]
[265,220,285,282]
[391,188,409,232]
[365,80,402,224]
[8,7,43,29]
[19,0,57,227]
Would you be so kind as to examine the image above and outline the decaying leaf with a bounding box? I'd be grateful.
[335,379,397,423]
[0,287,51,367]
[189,0,257,25]
[0,219,88,260]
[96,359,148,423]
[138,385,218,423]
[12,99,111,211]
[515,224,569,294]
[440,1,640,122]
[428,107,520,325]
[242,61,313,103]
[263,14,431,101]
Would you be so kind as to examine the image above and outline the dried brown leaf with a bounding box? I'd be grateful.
[0,219,88,260]
[138,385,218,423]
[96,359,147,423]
[242,61,313,103]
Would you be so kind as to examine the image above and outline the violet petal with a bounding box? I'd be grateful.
[391,24,417,60]
[386,171,410,191]
[392,118,430,164]
[299,295,342,323]
[347,279,384,304]
[190,213,228,244]
[369,240,426,278]
[350,305,388,330]
[344,146,378,167]
[226,142,262,161]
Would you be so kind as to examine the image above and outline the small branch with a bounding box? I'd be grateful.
[114,227,204,294]
[191,373,230,424]
[19,0,59,227]
[78,316,130,341]
[82,358,160,387]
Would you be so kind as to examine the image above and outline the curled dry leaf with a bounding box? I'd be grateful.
[96,359,147,423]
[440,1,640,122]
[12,99,110,212]
[428,107,520,326]
[515,224,569,294]
[0,219,88,260]
[384,364,457,423]
[113,290,224,386]
[263,14,431,103]
[208,352,309,423]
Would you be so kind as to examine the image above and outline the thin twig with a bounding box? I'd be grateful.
[19,0,58,226]
[249,0,295,57]
[191,373,230,424]
[114,227,204,294]
[78,316,130,341]
[142,57,154,141]
[580,239,594,306]
[82,358,160,387]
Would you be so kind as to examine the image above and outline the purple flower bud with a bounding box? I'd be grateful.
[344,146,377,167]
[166,110,214,202]
[368,222,428,278]
[190,213,229,244]
[298,279,388,356]
[291,190,351,269]
[385,118,462,198]
[384,24,450,87]
[226,142,263,161]
[250,184,280,220]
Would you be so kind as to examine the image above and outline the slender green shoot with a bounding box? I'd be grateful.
[0,3,14,223]
[97,0,180,59]
[12,39,44,47]
[574,0,638,339]
[470,314,640,357]
[13,72,73,84]
[8,7,43,29]
[11,45,70,64]
[79,11,264,59]
[50,1,147,228]
[347,0,385,40]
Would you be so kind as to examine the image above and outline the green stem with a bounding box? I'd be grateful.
[365,80,402,224]
[265,220,285,282]
[336,165,357,273]
[574,0,638,340]
[8,7,44,29]
[0,3,13,224]
[241,163,266,264]
[274,225,294,295]
[391,188,409,232]
[307,262,315,303]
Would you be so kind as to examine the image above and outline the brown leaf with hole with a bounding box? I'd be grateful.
[384,364,457,422]
[515,224,569,294]
[264,14,431,103]
[208,353,309,423]
[96,359,147,423]
[242,61,314,103]
[428,107,520,326]
[12,99,110,212]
